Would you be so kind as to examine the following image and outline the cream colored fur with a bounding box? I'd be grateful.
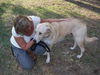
[34,18,98,63]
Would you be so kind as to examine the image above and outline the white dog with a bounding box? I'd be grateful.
[34,18,98,63]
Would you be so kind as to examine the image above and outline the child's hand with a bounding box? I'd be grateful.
[27,50,37,60]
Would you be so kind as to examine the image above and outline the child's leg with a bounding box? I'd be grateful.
[33,45,46,55]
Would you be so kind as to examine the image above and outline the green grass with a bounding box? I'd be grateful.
[0,0,100,75]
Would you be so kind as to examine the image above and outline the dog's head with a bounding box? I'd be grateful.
[34,22,51,43]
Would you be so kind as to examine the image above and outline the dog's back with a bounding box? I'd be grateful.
[48,18,86,43]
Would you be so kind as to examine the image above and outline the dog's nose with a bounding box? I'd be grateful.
[33,35,41,43]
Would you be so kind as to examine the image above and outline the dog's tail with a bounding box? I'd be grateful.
[84,25,98,43]
[85,36,98,43]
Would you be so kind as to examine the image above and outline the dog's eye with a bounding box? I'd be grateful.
[39,32,42,35]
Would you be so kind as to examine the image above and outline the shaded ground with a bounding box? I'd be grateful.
[66,0,100,13]
[0,0,100,75]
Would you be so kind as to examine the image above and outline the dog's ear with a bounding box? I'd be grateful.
[44,28,51,38]
[46,28,51,33]
[45,22,51,31]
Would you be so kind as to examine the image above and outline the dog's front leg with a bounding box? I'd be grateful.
[70,41,77,50]
[43,52,50,63]
[46,52,50,63]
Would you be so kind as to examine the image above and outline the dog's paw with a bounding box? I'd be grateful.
[70,47,75,50]
[46,58,50,64]
[77,55,82,59]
